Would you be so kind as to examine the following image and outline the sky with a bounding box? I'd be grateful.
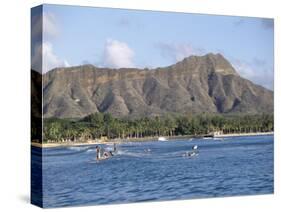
[31,4,274,90]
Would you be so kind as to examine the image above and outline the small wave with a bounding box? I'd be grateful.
[66,146,90,151]
[116,150,147,158]
[44,146,92,157]
[88,160,99,164]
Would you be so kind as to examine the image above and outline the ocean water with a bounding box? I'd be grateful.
[32,135,274,208]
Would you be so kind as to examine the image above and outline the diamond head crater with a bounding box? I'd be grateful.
[31,53,273,146]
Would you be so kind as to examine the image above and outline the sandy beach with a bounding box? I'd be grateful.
[31,138,155,148]
[31,140,121,148]
[31,136,185,148]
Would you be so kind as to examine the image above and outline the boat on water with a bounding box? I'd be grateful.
[158,136,168,141]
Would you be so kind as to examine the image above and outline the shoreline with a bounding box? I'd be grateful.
[31,135,193,148]
[214,131,274,138]
[31,132,274,148]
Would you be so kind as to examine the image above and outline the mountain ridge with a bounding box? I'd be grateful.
[42,53,273,118]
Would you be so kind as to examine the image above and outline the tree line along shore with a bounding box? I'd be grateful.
[31,113,273,144]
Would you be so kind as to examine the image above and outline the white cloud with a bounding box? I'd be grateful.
[43,12,59,38]
[102,39,135,68]
[31,14,42,41]
[232,59,273,90]
[31,12,59,41]
[31,42,69,73]
[31,12,65,73]
[156,42,205,62]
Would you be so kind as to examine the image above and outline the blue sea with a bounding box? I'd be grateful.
[31,135,274,208]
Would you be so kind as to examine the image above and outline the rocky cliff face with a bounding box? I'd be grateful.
[42,53,273,118]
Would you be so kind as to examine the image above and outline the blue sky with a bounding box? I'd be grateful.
[31,4,274,90]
